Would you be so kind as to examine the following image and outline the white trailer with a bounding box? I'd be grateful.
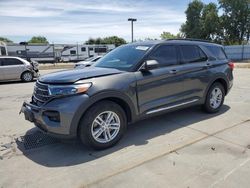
[7,43,55,62]
[60,44,115,62]
[6,43,115,63]
[0,41,8,56]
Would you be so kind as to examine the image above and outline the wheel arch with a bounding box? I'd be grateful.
[70,91,138,137]
[204,76,229,100]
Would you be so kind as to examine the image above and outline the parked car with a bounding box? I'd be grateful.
[0,56,39,82]
[74,56,102,68]
[21,39,234,150]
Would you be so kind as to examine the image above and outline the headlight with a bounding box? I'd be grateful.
[48,81,92,96]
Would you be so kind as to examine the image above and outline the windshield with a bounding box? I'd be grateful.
[94,45,151,71]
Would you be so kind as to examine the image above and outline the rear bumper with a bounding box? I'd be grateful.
[20,94,90,139]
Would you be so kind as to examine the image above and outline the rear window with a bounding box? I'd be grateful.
[205,46,227,60]
[180,45,207,63]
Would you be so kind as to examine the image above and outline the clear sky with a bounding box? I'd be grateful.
[0,0,217,43]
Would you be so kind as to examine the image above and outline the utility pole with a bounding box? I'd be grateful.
[128,18,137,42]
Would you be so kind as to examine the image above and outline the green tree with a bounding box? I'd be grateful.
[219,0,250,44]
[85,38,96,45]
[0,37,13,43]
[160,32,176,39]
[181,0,204,38]
[101,36,127,47]
[28,36,49,44]
[201,3,221,41]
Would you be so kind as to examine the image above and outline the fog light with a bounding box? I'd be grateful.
[43,111,60,122]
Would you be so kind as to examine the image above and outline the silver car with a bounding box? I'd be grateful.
[0,56,39,82]
[74,56,102,69]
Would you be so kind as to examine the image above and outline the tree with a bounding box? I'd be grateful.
[85,38,96,45]
[200,3,221,41]
[28,36,49,44]
[219,0,250,44]
[181,0,204,38]
[160,32,176,39]
[101,36,127,47]
[0,37,13,43]
[85,36,127,47]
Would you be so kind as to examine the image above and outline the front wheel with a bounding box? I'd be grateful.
[203,82,225,113]
[21,71,33,82]
[79,101,127,150]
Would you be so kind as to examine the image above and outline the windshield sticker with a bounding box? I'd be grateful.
[135,46,149,51]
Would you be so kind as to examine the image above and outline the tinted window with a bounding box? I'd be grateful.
[81,47,86,52]
[149,45,178,66]
[205,46,227,60]
[95,45,151,71]
[95,47,107,53]
[70,50,76,55]
[180,45,207,63]
[2,58,23,66]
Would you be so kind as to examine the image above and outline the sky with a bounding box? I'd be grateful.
[0,0,217,44]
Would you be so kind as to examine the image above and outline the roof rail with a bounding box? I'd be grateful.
[166,38,214,43]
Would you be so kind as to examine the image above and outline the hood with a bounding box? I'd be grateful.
[39,67,124,84]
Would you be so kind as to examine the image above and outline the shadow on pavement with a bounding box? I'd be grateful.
[0,79,37,85]
[17,105,230,167]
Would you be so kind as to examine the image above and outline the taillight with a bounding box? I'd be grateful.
[228,62,235,70]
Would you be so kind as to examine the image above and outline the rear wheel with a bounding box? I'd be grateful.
[203,82,225,113]
[79,101,127,150]
[21,71,33,82]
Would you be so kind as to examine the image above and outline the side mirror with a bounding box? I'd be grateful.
[140,60,159,71]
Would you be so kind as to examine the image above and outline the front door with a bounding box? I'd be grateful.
[135,45,187,114]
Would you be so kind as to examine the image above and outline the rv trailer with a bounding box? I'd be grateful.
[0,41,8,56]
[7,43,56,63]
[60,44,115,62]
[6,43,115,63]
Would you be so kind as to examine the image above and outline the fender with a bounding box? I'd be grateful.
[69,90,138,136]
[203,73,229,101]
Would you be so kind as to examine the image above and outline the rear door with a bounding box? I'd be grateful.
[1,58,25,80]
[135,44,191,114]
[177,45,210,101]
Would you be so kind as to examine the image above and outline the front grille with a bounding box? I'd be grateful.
[33,81,51,105]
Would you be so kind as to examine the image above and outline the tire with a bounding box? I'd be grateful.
[21,71,33,82]
[203,82,225,113]
[79,100,127,150]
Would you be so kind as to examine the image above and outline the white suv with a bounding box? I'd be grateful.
[0,56,39,82]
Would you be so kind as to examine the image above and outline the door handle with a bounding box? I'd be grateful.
[170,69,178,74]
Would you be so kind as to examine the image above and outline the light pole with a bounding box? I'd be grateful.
[128,18,137,42]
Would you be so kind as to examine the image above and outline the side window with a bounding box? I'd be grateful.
[89,47,94,51]
[180,45,207,63]
[81,47,86,52]
[149,45,178,66]
[205,46,227,60]
[2,58,23,66]
[70,50,76,55]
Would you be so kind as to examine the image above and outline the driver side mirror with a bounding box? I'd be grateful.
[140,60,159,71]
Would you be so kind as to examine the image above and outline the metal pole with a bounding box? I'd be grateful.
[131,21,134,42]
[128,18,137,43]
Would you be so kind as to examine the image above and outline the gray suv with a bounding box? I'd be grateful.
[21,39,234,150]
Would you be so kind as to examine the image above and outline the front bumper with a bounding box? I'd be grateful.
[20,94,90,139]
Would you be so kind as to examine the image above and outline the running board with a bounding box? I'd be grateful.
[146,99,199,115]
